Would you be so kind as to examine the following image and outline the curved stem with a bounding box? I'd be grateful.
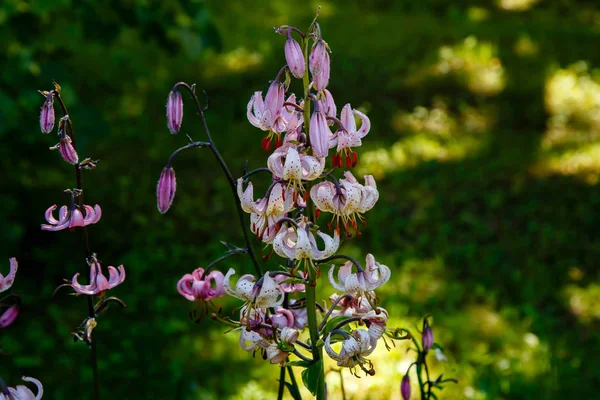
[175,82,262,276]
[239,167,272,180]
[200,247,248,279]
[166,141,211,167]
[283,102,304,112]
[325,172,343,195]
[292,349,314,363]
[286,365,300,398]
[316,254,364,272]
[53,91,99,400]
[318,293,353,332]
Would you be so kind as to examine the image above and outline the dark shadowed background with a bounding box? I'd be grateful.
[1,0,599,398]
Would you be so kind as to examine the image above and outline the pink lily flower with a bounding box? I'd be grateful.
[273,271,306,293]
[247,81,295,150]
[41,203,101,232]
[328,254,391,294]
[0,304,19,328]
[324,329,375,371]
[71,258,125,295]
[361,308,389,346]
[272,216,339,262]
[0,258,18,293]
[177,268,226,302]
[330,104,370,168]
[329,292,373,317]
[267,146,325,193]
[224,269,284,309]
[269,307,295,329]
[317,89,337,120]
[0,376,43,400]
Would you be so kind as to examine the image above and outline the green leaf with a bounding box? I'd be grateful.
[301,359,323,396]
[321,315,352,336]
[285,360,312,368]
[284,381,302,400]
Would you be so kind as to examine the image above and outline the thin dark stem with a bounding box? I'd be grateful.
[292,349,314,363]
[328,316,362,333]
[166,141,211,167]
[324,172,343,195]
[175,82,262,276]
[54,91,99,400]
[287,365,299,397]
[200,248,247,279]
[277,366,286,400]
[316,254,364,272]
[283,101,304,112]
[318,293,353,332]
[295,340,312,351]
[240,167,272,180]
[338,370,347,400]
[424,357,432,399]
[326,115,346,131]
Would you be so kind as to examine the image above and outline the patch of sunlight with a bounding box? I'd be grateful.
[407,36,505,96]
[513,35,538,57]
[358,101,491,178]
[230,381,277,400]
[497,0,541,12]
[202,47,264,79]
[378,258,447,303]
[562,283,600,323]
[533,61,600,182]
[467,7,490,22]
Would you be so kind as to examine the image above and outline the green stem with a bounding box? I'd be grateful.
[277,366,286,400]
[287,365,300,396]
[306,269,325,399]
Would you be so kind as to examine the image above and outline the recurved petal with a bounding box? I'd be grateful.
[21,376,44,400]
[300,154,326,181]
[44,205,60,224]
[272,226,297,259]
[0,258,18,293]
[247,92,263,128]
[310,182,336,213]
[328,263,347,292]
[107,265,126,288]
[83,205,102,225]
[177,273,197,301]
[207,270,226,298]
[324,333,341,360]
[256,273,284,308]
[340,104,356,132]
[312,229,339,260]
[239,329,265,351]
[354,109,371,138]
[283,147,303,181]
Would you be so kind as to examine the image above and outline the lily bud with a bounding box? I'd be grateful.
[166,90,183,134]
[309,110,331,157]
[59,136,79,165]
[40,93,55,134]
[285,36,305,79]
[313,58,330,91]
[309,40,328,76]
[422,318,434,353]
[157,167,176,214]
[401,374,411,400]
[0,304,20,328]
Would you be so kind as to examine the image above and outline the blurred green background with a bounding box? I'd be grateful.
[1,0,600,398]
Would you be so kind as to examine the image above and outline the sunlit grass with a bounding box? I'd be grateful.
[202,47,264,79]
[496,0,541,12]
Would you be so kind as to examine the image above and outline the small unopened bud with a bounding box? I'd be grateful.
[401,374,411,400]
[40,93,55,134]
[313,52,330,91]
[59,136,79,165]
[166,90,183,134]
[157,166,176,214]
[309,110,331,157]
[309,40,328,76]
[0,304,20,328]
[422,318,434,353]
[285,36,305,79]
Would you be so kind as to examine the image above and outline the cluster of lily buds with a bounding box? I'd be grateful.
[41,199,101,232]
[69,256,126,296]
[0,376,44,400]
[0,258,20,329]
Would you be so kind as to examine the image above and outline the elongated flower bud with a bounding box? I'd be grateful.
[309,110,331,157]
[166,90,183,134]
[157,167,176,214]
[0,304,20,328]
[309,40,328,76]
[401,374,411,400]
[59,136,79,165]
[313,55,330,90]
[285,37,305,79]
[422,318,434,352]
[40,93,55,134]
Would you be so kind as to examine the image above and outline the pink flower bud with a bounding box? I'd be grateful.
[40,93,55,134]
[59,136,79,165]
[309,40,328,76]
[0,304,20,328]
[422,318,434,352]
[285,37,305,79]
[157,167,176,214]
[401,374,411,400]
[309,110,331,157]
[166,90,183,134]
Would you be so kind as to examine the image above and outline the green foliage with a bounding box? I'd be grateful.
[1,0,600,399]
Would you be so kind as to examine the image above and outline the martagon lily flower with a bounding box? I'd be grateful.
[328,254,391,294]
[0,376,43,400]
[71,258,125,295]
[330,104,371,168]
[41,203,101,231]
[177,268,225,302]
[267,145,325,193]
[272,216,339,265]
[224,269,284,309]
[0,258,18,293]
[324,329,375,375]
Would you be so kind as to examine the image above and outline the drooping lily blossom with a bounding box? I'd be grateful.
[0,258,18,293]
[224,269,284,309]
[272,216,339,263]
[273,271,306,293]
[267,145,325,193]
[330,104,371,168]
[328,254,391,294]
[268,307,295,329]
[324,329,375,373]
[247,81,288,150]
[0,376,44,400]
[317,89,337,120]
[361,308,389,346]
[0,304,20,328]
[71,258,125,295]
[237,178,295,242]
[41,203,101,231]
[329,292,373,317]
[177,268,226,302]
